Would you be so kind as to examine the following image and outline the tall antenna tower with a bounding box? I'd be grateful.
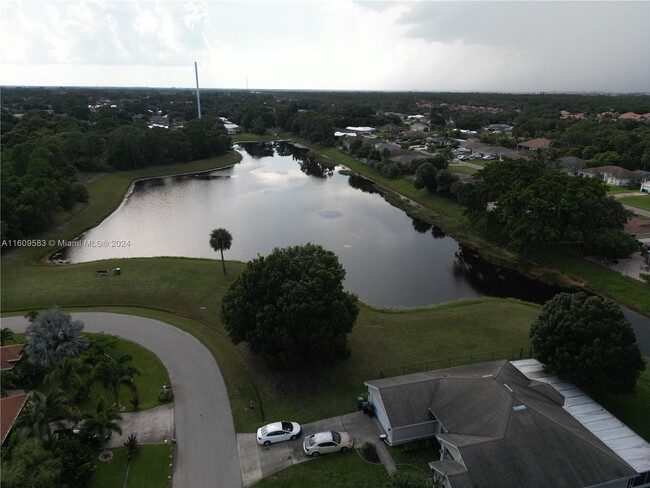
[194,61,202,119]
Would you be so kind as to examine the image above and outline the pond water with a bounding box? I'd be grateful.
[57,142,562,307]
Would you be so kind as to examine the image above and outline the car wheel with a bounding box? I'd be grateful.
[312,451,320,457]
[263,441,271,447]
[290,435,297,440]
[340,447,348,453]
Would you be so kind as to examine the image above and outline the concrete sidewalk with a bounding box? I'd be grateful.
[237,411,393,487]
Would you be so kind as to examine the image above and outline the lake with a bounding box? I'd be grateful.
[56,142,561,307]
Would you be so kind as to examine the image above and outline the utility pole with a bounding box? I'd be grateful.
[194,61,202,119]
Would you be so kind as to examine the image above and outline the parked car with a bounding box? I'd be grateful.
[303,431,353,457]
[257,421,302,446]
[482,154,496,160]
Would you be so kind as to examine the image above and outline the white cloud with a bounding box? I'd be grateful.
[1,1,648,92]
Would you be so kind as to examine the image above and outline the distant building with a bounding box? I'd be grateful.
[557,156,585,173]
[486,123,513,132]
[345,126,375,135]
[376,123,403,133]
[578,165,636,187]
[517,138,552,151]
[618,112,650,121]
[409,122,430,132]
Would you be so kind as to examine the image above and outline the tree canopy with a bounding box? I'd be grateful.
[530,292,645,394]
[221,243,359,369]
[462,159,635,256]
[24,309,89,369]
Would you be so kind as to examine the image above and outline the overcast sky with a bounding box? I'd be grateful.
[1,0,648,93]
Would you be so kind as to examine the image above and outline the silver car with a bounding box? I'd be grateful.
[302,431,354,457]
[256,421,302,446]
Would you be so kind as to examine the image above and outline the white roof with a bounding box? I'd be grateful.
[334,131,357,137]
[345,126,375,132]
[511,359,650,473]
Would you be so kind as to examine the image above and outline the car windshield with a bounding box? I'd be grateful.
[308,436,316,446]
[261,427,268,435]
[281,422,292,431]
[332,431,341,443]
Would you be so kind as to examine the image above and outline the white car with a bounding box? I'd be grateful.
[256,421,302,446]
[303,431,354,457]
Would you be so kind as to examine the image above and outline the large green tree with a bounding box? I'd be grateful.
[463,159,633,255]
[1,438,63,488]
[530,292,645,394]
[221,243,359,369]
[24,309,89,369]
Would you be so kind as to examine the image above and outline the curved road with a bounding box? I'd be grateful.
[1,313,242,488]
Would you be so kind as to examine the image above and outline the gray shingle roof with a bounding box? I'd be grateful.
[366,360,638,488]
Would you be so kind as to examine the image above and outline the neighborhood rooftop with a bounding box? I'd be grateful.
[365,359,650,488]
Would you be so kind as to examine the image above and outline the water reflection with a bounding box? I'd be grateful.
[348,173,380,194]
[452,246,563,303]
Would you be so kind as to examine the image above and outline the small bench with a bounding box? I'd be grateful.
[96,270,109,276]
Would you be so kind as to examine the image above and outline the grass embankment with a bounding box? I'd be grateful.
[1,249,541,431]
[448,164,478,174]
[90,444,174,488]
[278,133,650,314]
[619,194,650,212]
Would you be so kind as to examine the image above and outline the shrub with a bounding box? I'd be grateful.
[360,442,380,462]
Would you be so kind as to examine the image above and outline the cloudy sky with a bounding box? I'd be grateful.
[1,0,648,93]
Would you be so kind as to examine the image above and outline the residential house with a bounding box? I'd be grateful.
[409,122,430,132]
[635,171,650,193]
[517,138,552,151]
[345,126,375,135]
[0,344,24,371]
[486,123,513,133]
[558,156,585,173]
[578,166,636,187]
[365,359,650,488]
[376,123,403,133]
[400,130,428,140]
[1,393,28,444]
[224,123,240,135]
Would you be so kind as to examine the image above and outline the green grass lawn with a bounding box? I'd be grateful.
[448,165,478,174]
[89,444,174,488]
[254,450,387,488]
[607,185,638,195]
[619,194,650,212]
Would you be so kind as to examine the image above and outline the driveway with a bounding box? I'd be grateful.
[1,313,242,488]
[106,403,174,448]
[237,411,388,487]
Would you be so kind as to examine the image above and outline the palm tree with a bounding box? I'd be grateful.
[46,356,92,404]
[24,308,89,369]
[81,397,123,453]
[1,327,14,345]
[209,228,233,275]
[93,353,140,409]
[16,389,70,440]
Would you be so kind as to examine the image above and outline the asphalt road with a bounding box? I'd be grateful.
[1,313,242,488]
